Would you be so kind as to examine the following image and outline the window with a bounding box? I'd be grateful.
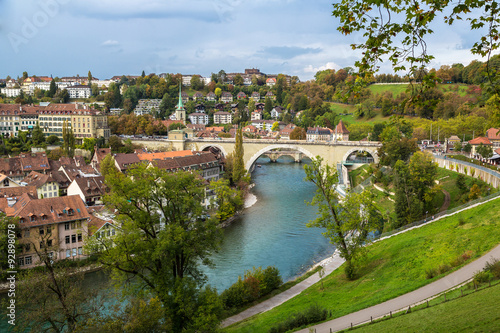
[71,234,76,243]
[72,248,77,257]
[24,243,30,251]
[46,226,51,234]
[39,227,44,235]
[64,222,70,230]
[78,247,82,255]
[71,222,75,229]
[76,221,81,228]
[40,241,44,249]
[66,249,71,258]
[18,257,24,266]
[47,239,52,247]
[65,236,70,244]
[77,233,82,242]
[25,256,32,265]
[111,228,115,236]
[31,215,36,222]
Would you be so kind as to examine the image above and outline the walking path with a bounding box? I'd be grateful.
[439,189,451,212]
[298,243,500,333]
[221,253,346,327]
[221,195,500,330]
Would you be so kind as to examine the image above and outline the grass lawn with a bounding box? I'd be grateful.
[347,280,500,332]
[223,198,500,332]
[436,167,497,210]
[348,165,371,187]
[368,83,470,98]
[328,103,390,125]
[368,84,409,97]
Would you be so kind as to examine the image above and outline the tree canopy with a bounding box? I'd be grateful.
[89,164,224,332]
[333,0,500,98]
[304,157,381,279]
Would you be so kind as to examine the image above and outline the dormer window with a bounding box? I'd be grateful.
[67,209,74,216]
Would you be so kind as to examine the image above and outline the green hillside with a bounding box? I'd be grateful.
[224,198,500,332]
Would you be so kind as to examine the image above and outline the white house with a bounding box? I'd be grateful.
[67,85,92,99]
[189,112,209,125]
[213,111,233,124]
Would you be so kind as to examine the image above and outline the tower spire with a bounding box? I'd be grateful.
[176,82,184,110]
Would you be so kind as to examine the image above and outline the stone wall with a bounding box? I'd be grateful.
[433,157,500,188]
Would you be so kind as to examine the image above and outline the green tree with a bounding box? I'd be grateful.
[271,122,280,132]
[31,123,45,146]
[304,157,380,279]
[333,0,500,96]
[456,174,468,194]
[48,79,57,98]
[89,165,224,332]
[264,97,273,113]
[463,142,472,153]
[46,135,60,145]
[99,154,117,179]
[215,87,222,100]
[234,74,244,86]
[62,121,75,157]
[393,152,439,227]
[232,127,246,184]
[22,71,28,81]
[81,137,96,152]
[88,70,93,85]
[209,178,243,221]
[476,143,493,159]
[190,75,204,91]
[248,99,256,114]
[290,127,306,140]
[378,125,418,166]
[453,140,463,152]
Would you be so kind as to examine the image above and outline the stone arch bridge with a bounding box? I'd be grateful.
[133,138,381,171]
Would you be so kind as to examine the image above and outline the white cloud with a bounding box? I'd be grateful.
[101,40,119,46]
[303,62,340,74]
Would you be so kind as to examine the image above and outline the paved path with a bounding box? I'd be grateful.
[297,243,500,333]
[221,253,346,327]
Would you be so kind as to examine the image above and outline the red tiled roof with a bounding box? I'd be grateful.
[486,128,500,140]
[137,150,193,161]
[335,120,350,134]
[4,195,89,227]
[469,137,492,145]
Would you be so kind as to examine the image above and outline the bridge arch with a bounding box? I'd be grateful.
[199,144,229,158]
[246,144,315,171]
[342,148,379,164]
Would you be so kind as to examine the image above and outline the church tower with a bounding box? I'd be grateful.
[175,83,186,123]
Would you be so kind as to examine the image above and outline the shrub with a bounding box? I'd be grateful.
[425,267,438,279]
[438,263,451,275]
[222,266,283,310]
[484,258,500,279]
[260,266,283,295]
[268,304,328,333]
[473,270,492,284]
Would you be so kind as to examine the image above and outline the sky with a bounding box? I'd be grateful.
[0,0,494,81]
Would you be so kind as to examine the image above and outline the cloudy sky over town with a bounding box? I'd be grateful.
[0,0,492,81]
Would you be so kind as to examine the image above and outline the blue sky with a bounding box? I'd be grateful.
[0,0,493,81]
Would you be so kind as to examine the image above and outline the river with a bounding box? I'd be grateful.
[0,156,335,330]
[203,156,335,291]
